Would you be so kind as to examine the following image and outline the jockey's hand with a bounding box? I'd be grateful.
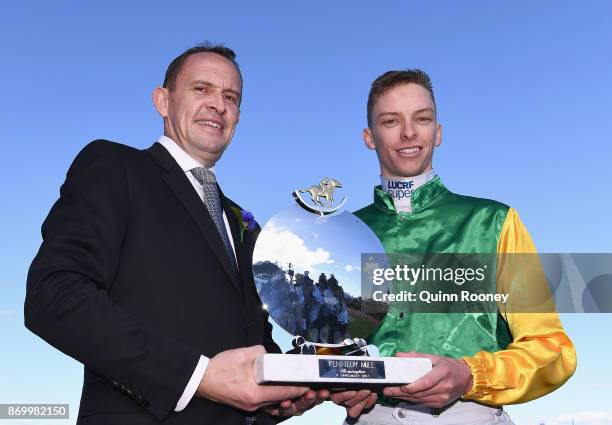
[382,352,473,408]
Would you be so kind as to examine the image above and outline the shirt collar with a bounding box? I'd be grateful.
[374,175,448,214]
[157,135,216,174]
[380,170,436,213]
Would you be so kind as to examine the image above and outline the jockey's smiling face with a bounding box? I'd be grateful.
[363,83,442,178]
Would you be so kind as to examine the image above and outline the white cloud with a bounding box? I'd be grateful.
[254,223,333,270]
[0,309,14,316]
[345,265,361,272]
[546,411,612,425]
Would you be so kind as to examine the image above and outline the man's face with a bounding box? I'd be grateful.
[153,52,241,166]
[364,83,442,178]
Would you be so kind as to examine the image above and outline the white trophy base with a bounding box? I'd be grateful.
[255,354,432,389]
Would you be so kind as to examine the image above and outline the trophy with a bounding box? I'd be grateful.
[252,178,432,388]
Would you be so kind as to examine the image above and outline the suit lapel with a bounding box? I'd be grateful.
[146,143,242,294]
[221,194,253,293]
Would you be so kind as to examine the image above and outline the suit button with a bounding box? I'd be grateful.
[135,396,150,408]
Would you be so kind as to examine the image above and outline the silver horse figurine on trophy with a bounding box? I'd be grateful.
[294,178,346,215]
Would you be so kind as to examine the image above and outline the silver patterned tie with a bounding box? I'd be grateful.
[190,167,238,271]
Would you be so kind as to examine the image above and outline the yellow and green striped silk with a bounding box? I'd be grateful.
[355,177,576,405]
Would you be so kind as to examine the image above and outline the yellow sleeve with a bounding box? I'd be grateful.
[462,208,577,405]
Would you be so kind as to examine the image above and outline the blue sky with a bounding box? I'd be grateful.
[1,1,611,424]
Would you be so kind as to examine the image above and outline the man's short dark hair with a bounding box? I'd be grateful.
[163,42,242,91]
[367,69,436,127]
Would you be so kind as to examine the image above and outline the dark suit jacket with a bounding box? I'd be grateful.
[25,140,280,424]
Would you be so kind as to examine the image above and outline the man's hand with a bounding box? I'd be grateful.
[382,352,473,408]
[330,389,378,418]
[196,345,309,412]
[265,389,330,417]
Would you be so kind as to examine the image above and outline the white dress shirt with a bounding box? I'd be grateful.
[158,135,237,411]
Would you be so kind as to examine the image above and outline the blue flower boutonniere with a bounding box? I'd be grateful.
[231,207,257,243]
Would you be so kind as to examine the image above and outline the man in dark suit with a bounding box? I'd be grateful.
[24,43,353,424]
